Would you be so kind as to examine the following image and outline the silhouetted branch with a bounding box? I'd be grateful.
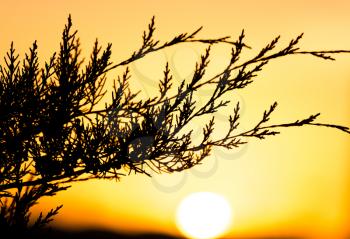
[0,15,349,234]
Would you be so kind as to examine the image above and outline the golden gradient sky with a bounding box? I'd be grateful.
[1,1,350,238]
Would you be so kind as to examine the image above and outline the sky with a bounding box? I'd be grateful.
[1,0,350,238]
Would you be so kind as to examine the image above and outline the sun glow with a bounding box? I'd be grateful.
[176,192,232,239]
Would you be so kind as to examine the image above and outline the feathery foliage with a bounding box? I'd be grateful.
[0,16,349,235]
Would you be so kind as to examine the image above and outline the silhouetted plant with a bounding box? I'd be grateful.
[0,16,349,236]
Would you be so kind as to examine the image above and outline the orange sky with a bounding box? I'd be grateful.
[1,1,350,238]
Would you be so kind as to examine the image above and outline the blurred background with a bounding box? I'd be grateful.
[1,0,349,238]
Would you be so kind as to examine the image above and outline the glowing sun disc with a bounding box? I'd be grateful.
[176,192,232,239]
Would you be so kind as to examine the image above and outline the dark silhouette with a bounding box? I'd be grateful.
[22,227,305,239]
[0,15,349,237]
[26,227,307,239]
[26,227,182,239]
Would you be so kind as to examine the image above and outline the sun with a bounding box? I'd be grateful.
[176,192,232,239]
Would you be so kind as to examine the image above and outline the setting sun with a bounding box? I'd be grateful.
[176,192,232,239]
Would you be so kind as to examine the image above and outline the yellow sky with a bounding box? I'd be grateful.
[1,0,350,238]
